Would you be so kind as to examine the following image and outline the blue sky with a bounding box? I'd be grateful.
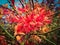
[0,0,60,8]
[0,0,43,8]
[0,0,43,5]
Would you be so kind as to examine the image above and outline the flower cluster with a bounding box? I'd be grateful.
[2,4,54,35]
[14,7,53,34]
[0,2,56,45]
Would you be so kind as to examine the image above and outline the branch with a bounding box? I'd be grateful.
[19,0,24,8]
[31,0,34,10]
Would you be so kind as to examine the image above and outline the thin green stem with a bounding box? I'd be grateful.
[44,38,56,45]
[29,27,60,35]
[39,35,56,45]
[0,25,15,40]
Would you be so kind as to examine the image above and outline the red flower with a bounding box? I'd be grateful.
[14,9,52,34]
[18,7,26,12]
[36,15,44,22]
[45,20,51,24]
[3,9,10,15]
[4,5,53,34]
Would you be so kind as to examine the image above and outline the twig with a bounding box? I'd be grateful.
[19,0,24,8]
[31,0,34,10]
